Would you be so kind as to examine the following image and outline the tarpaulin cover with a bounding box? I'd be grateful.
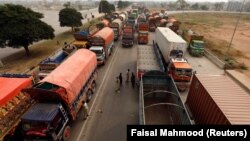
[0,77,32,107]
[91,27,114,47]
[41,49,97,105]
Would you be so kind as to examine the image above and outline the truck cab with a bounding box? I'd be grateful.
[168,58,193,91]
[189,40,204,56]
[21,103,70,141]
[89,46,106,65]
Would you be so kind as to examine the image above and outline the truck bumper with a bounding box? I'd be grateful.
[122,42,133,47]
[190,50,204,56]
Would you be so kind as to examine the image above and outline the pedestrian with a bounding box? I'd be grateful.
[115,76,120,93]
[130,72,135,88]
[83,102,89,120]
[56,40,60,45]
[126,69,130,83]
[119,73,123,86]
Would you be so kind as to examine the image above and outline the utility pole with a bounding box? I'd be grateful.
[225,0,246,60]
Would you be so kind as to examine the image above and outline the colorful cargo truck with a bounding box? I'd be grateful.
[137,22,149,44]
[89,27,114,65]
[21,49,97,141]
[0,74,34,141]
[38,50,71,80]
[184,29,205,56]
[109,19,123,41]
[139,71,191,125]
[122,25,134,47]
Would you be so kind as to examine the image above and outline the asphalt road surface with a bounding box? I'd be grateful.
[68,31,223,141]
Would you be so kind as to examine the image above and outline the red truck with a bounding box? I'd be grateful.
[137,22,149,44]
[89,27,115,65]
[21,49,97,141]
[122,25,134,47]
[0,74,34,141]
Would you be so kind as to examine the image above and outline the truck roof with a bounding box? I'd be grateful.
[102,19,110,27]
[22,103,59,122]
[40,49,97,105]
[171,58,192,69]
[137,45,162,71]
[156,27,186,43]
[0,77,32,107]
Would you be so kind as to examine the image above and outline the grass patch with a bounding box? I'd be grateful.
[0,16,103,73]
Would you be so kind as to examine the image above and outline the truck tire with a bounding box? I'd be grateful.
[87,89,93,102]
[92,82,96,93]
[62,126,70,141]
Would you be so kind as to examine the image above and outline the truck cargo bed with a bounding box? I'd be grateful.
[139,71,191,125]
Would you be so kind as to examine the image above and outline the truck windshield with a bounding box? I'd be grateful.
[194,42,204,48]
[23,121,49,131]
[175,69,192,77]
[91,50,103,55]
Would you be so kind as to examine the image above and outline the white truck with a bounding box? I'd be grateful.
[155,27,187,65]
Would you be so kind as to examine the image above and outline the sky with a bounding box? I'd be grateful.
[0,0,231,2]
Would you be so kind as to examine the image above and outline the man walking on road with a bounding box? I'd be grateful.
[83,102,89,120]
[130,72,135,88]
[126,69,130,83]
[119,73,123,86]
[115,76,120,93]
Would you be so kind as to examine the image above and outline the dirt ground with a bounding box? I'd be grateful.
[174,13,250,77]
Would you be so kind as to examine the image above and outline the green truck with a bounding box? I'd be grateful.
[184,29,205,56]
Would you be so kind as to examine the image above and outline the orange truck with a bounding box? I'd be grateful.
[154,15,162,27]
[167,17,181,34]
[102,19,110,27]
[137,22,149,44]
[21,49,97,141]
[0,74,34,141]
[122,25,134,47]
[89,27,115,65]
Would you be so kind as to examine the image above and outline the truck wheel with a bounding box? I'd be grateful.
[92,82,96,93]
[87,90,93,102]
[62,126,70,141]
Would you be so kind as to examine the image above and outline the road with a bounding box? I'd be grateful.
[0,8,102,60]
[68,31,223,141]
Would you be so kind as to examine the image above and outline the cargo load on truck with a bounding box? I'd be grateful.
[89,27,114,65]
[166,17,181,34]
[137,22,149,44]
[21,49,97,141]
[148,16,156,32]
[0,75,34,141]
[184,29,204,56]
[186,74,250,125]
[154,15,162,27]
[155,27,187,64]
[118,13,127,23]
[137,45,164,80]
[101,19,110,27]
[139,71,191,125]
[122,25,134,47]
[70,24,99,49]
[38,50,71,80]
[109,19,123,41]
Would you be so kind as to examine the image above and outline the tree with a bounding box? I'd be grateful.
[214,2,224,11]
[63,2,71,8]
[201,5,209,10]
[191,3,199,10]
[175,0,189,10]
[109,4,115,13]
[117,0,123,8]
[98,0,111,15]
[0,4,54,56]
[59,8,83,32]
